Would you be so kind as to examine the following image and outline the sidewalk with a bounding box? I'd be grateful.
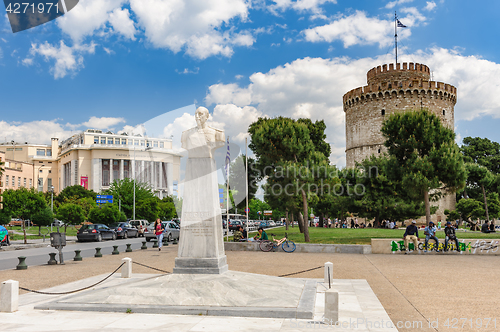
[1,236,78,251]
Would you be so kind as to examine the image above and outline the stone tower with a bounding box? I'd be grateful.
[343,62,458,222]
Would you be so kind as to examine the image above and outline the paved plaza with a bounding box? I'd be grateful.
[0,245,498,332]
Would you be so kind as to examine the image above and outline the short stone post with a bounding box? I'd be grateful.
[152,240,158,248]
[324,289,339,323]
[94,247,102,258]
[121,257,132,278]
[0,280,19,312]
[16,257,27,270]
[48,253,58,265]
[74,250,83,261]
[324,262,333,287]
[112,245,120,255]
[125,244,132,252]
[141,241,147,250]
[172,239,177,245]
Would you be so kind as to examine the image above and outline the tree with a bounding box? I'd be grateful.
[381,109,466,225]
[158,196,177,220]
[32,207,54,235]
[56,203,85,229]
[0,158,4,180]
[464,163,495,222]
[455,198,484,222]
[2,188,47,243]
[249,117,331,242]
[0,209,11,225]
[104,178,155,219]
[88,203,124,225]
[135,198,159,222]
[461,137,500,174]
[56,185,96,203]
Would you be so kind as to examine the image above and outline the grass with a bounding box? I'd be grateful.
[6,225,79,238]
[245,226,500,245]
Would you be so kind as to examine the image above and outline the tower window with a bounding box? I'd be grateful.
[378,149,381,153]
[443,109,445,116]
[381,109,385,116]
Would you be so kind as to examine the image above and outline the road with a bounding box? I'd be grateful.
[0,237,146,271]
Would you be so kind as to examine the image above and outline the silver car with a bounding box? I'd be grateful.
[145,221,180,242]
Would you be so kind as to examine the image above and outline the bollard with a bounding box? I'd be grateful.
[152,240,158,248]
[48,253,58,265]
[324,262,333,287]
[121,257,132,278]
[126,243,132,252]
[94,247,102,258]
[141,241,147,250]
[74,250,83,261]
[16,257,27,270]
[324,289,339,323]
[0,280,19,312]
[164,241,169,246]
[172,239,178,245]
[112,245,120,255]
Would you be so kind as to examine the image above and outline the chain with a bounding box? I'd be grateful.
[278,266,322,277]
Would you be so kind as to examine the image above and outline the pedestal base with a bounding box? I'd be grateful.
[173,256,228,274]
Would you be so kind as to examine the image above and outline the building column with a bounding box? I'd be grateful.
[159,162,164,189]
[91,159,100,192]
[166,163,173,196]
[141,161,145,183]
[131,159,136,182]
[109,159,114,184]
[120,159,124,180]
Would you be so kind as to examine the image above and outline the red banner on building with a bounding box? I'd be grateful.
[80,176,88,189]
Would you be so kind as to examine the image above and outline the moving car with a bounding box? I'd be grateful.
[145,221,180,242]
[77,224,117,242]
[130,220,150,237]
[109,222,139,239]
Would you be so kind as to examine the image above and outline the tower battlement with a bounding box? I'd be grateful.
[367,62,430,82]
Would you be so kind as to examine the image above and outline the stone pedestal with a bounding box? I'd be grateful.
[0,280,19,313]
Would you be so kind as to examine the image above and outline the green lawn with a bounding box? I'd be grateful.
[6,225,79,238]
[246,227,500,245]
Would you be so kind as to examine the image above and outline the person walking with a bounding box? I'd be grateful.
[403,220,420,254]
[424,221,440,252]
[154,219,165,251]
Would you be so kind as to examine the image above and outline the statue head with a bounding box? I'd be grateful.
[195,107,210,128]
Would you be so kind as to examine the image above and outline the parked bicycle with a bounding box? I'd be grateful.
[259,233,296,253]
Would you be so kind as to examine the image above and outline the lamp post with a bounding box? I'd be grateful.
[133,145,136,220]
[50,185,55,232]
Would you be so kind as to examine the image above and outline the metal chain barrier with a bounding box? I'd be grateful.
[19,262,125,295]
[132,261,171,274]
[278,266,322,277]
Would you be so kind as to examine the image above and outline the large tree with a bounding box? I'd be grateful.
[104,178,155,219]
[461,136,500,174]
[56,185,96,203]
[249,117,331,242]
[88,203,125,225]
[381,110,466,225]
[56,203,85,229]
[464,163,495,222]
[2,188,47,243]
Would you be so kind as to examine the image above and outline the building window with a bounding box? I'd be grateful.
[94,136,99,144]
[47,178,52,190]
[378,149,381,153]
[124,160,130,178]
[154,141,158,148]
[443,109,446,116]
[160,142,164,148]
[49,170,51,173]
[100,137,106,144]
[24,178,26,187]
[381,109,385,116]
[12,176,15,187]
[37,149,46,156]
[107,138,113,145]
[102,159,110,186]
[29,179,32,188]
[5,175,8,186]
[6,148,13,151]
[128,140,133,146]
[63,163,71,188]
[47,150,52,157]
[140,141,145,146]
[113,160,120,182]
[18,177,21,187]
[122,139,127,145]
[134,140,139,146]
[15,148,22,151]
[115,138,120,145]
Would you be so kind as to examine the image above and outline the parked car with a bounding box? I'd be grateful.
[228,220,243,231]
[51,220,65,227]
[145,221,180,242]
[77,224,117,242]
[109,222,139,239]
[130,220,150,237]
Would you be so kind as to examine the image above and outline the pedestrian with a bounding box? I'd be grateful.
[437,220,442,230]
[424,221,440,252]
[154,219,165,251]
[403,220,420,254]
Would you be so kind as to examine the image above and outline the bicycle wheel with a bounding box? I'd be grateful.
[259,240,274,252]
[282,240,296,253]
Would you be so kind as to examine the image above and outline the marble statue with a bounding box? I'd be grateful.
[173,107,228,274]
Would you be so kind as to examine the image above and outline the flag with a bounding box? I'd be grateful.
[225,136,230,174]
[397,19,407,28]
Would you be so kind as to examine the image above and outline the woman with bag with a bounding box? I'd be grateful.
[154,219,165,251]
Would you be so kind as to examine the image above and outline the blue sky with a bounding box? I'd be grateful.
[1,0,500,166]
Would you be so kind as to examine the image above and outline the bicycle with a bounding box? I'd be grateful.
[259,233,296,253]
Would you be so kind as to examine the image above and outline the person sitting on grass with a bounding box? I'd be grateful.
[481,221,496,233]
[253,227,268,241]
[424,221,440,252]
[444,221,461,252]
[403,220,420,254]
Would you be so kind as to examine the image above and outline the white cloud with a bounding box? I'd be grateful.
[424,1,437,11]
[129,0,253,59]
[103,47,115,54]
[302,10,423,48]
[175,67,199,74]
[0,120,74,144]
[385,0,414,9]
[108,8,137,40]
[26,41,96,79]
[82,116,125,129]
[211,105,264,143]
[269,0,337,14]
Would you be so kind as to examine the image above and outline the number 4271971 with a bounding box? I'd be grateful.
[443,318,496,329]
[6,2,60,14]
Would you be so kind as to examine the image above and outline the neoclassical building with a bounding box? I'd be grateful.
[0,129,181,198]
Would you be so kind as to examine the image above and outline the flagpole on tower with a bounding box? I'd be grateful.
[395,11,398,65]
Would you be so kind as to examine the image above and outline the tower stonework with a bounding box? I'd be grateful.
[343,62,458,222]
